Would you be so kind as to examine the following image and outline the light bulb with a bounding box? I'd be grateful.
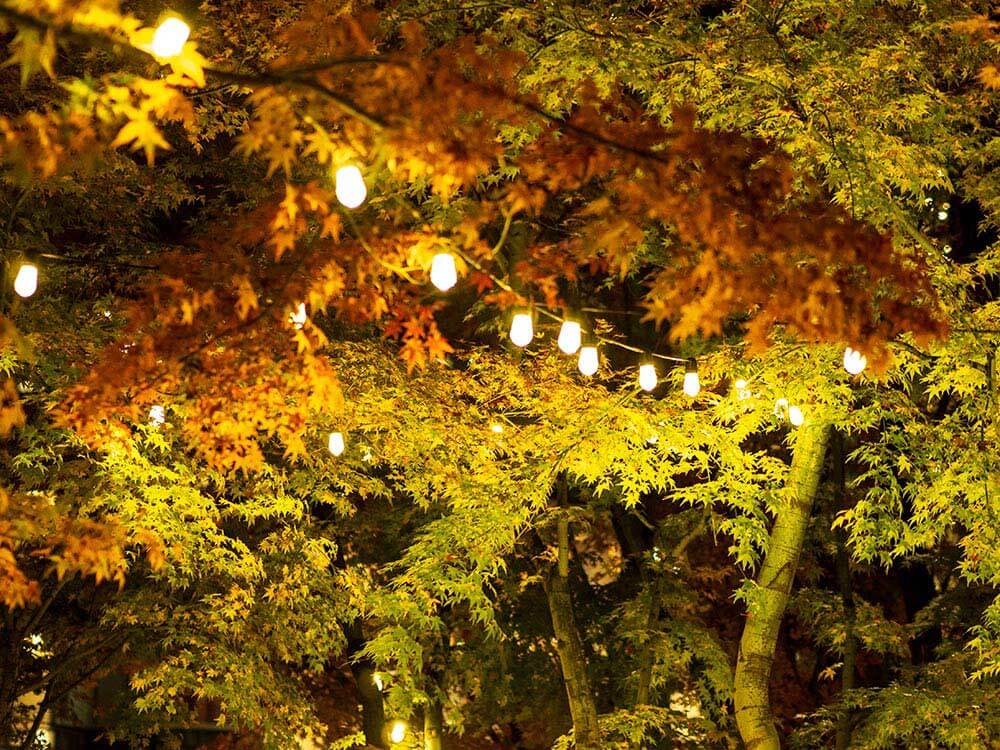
[683,360,700,397]
[734,378,751,400]
[937,209,948,221]
[389,721,406,744]
[557,320,582,355]
[509,312,533,347]
[578,345,599,376]
[788,405,804,427]
[490,423,504,434]
[151,17,190,57]
[774,398,789,419]
[13,262,37,298]
[148,405,165,427]
[289,302,307,330]
[843,346,867,375]
[638,363,657,392]
[335,165,367,208]
[430,252,457,291]
[328,431,345,457]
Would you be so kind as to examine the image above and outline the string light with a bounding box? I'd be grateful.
[430,252,458,291]
[788,405,805,427]
[389,721,407,744]
[638,362,658,392]
[509,311,533,347]
[774,398,789,419]
[557,320,582,355]
[151,17,190,57]
[289,302,307,330]
[683,359,700,397]
[328,431,345,457]
[843,346,867,375]
[734,379,751,400]
[578,344,599,376]
[490,423,504,434]
[335,165,367,208]
[13,262,37,298]
[148,405,166,427]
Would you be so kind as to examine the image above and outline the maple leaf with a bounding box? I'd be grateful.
[111,117,171,165]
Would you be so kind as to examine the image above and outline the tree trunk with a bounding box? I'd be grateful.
[545,568,601,749]
[345,619,387,749]
[734,423,830,750]
[424,700,444,750]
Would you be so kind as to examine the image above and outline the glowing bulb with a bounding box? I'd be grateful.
[13,262,37,298]
[557,320,582,355]
[430,252,457,291]
[389,721,406,744]
[335,165,367,208]
[509,312,533,347]
[774,398,789,419]
[148,405,165,427]
[289,302,307,330]
[682,360,700,397]
[937,209,948,221]
[328,431,345,457]
[151,17,190,57]
[843,346,867,375]
[734,378,751,400]
[490,423,504,434]
[638,363,657,392]
[578,345,599,376]
[788,405,804,427]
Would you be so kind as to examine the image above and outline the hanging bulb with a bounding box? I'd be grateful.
[788,405,805,427]
[682,359,700,397]
[289,302,307,330]
[774,398,789,419]
[734,378,751,400]
[578,345,599,376]
[328,431,345,457]
[13,262,37,298]
[148,405,166,427]
[557,320,582,355]
[509,311,533,347]
[638,362,658,392]
[389,721,407,744]
[151,16,190,57]
[843,346,867,375]
[335,165,367,208]
[490,423,504,434]
[430,252,457,291]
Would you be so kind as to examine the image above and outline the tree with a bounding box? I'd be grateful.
[1,1,1000,750]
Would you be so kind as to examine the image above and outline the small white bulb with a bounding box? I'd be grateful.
[13,263,37,298]
[682,361,700,397]
[335,165,367,208]
[734,378,751,400]
[429,252,457,291]
[389,721,406,744]
[578,345,599,376]
[843,346,867,375]
[638,363,657,392]
[289,302,307,330]
[557,320,582,355]
[774,398,789,419]
[151,17,190,57]
[937,209,948,221]
[509,312,533,347]
[328,431,345,457]
[490,423,504,434]
[148,405,166,427]
[788,405,805,427]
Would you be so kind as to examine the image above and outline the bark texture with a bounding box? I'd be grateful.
[545,568,601,749]
[345,619,387,749]
[734,423,831,750]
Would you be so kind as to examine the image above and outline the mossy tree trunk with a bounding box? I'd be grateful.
[345,619,387,749]
[545,568,601,749]
[734,423,831,750]
[424,700,444,750]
